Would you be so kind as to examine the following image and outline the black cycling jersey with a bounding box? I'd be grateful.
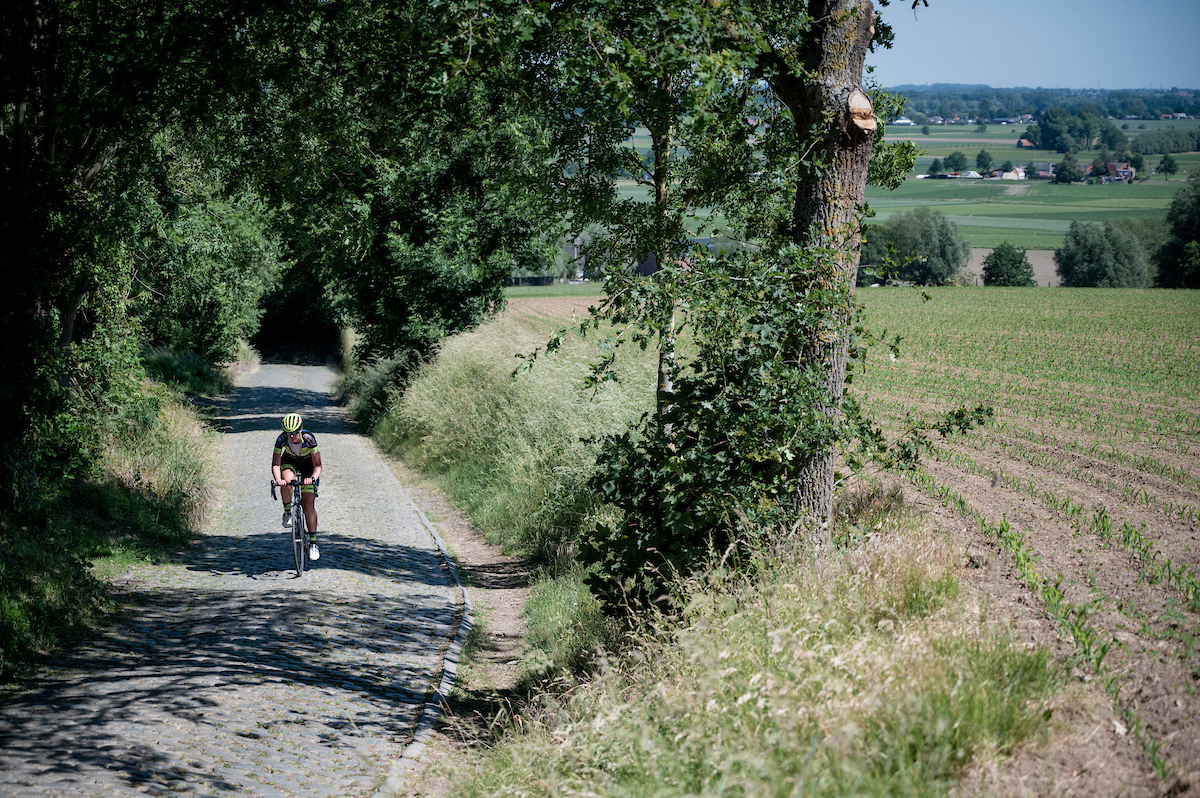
[274,430,319,477]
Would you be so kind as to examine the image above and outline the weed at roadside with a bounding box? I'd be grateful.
[0,390,218,679]
[440,493,1061,797]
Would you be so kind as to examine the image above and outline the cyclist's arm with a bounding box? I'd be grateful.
[306,451,322,484]
[271,451,286,486]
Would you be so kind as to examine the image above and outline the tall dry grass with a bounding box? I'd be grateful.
[443,488,1062,796]
[376,312,656,570]
[0,386,219,678]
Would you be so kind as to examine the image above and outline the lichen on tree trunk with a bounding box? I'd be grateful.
[766,0,877,534]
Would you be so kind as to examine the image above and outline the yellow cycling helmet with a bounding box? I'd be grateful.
[282,413,303,433]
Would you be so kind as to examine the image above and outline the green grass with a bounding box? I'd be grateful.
[374,311,655,572]
[142,345,232,395]
[441,493,1061,797]
[505,282,606,298]
[0,394,219,679]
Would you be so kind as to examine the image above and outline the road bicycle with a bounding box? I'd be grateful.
[270,477,315,576]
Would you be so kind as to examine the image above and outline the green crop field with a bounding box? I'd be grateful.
[462,285,1200,786]
[866,169,1189,250]
[850,287,1200,777]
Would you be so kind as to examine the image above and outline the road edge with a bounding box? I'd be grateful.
[372,465,474,798]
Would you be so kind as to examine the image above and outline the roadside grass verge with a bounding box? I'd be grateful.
[142,342,260,396]
[374,313,655,571]
[0,386,219,679]
[441,487,1063,797]
[372,312,656,677]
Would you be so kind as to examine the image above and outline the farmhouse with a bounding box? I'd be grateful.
[1105,162,1136,182]
[1032,163,1056,179]
[1017,138,1036,148]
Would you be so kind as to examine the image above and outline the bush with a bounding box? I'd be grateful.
[0,393,217,678]
[864,208,969,285]
[982,242,1036,287]
[1156,181,1200,288]
[1054,221,1148,287]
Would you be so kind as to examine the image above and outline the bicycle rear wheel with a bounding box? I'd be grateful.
[293,508,306,576]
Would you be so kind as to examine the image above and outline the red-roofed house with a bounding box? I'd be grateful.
[1106,162,1136,182]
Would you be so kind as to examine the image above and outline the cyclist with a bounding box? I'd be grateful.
[272,413,322,561]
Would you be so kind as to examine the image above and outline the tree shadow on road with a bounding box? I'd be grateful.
[214,383,354,435]
[187,529,453,589]
[0,584,457,795]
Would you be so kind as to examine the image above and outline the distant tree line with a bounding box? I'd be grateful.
[858,182,1200,291]
[895,85,1198,121]
[1021,106,1127,153]
[1052,182,1200,288]
[1129,129,1200,155]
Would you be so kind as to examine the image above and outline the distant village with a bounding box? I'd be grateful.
[889,112,1192,183]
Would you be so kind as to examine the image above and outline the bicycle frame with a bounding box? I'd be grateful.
[271,478,309,577]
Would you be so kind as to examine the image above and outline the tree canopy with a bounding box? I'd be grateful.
[1156,182,1200,288]
[1054,151,1085,184]
[6,0,997,613]
[982,242,1036,287]
[1055,222,1148,287]
[861,208,969,286]
[1022,105,1127,152]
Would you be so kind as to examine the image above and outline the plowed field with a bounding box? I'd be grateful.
[509,287,1200,793]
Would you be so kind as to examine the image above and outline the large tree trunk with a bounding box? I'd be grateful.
[767,0,877,534]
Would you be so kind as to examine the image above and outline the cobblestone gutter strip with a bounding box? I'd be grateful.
[375,467,474,798]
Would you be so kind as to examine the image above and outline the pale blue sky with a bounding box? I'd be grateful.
[867,0,1200,90]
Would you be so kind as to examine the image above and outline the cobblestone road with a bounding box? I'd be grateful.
[0,364,463,797]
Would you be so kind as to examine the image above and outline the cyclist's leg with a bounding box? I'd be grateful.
[280,466,297,505]
[279,466,298,526]
[300,487,317,540]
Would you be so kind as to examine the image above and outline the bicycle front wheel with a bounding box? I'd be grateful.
[293,508,306,577]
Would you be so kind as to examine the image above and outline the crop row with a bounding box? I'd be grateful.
[1082,507,1200,611]
[905,467,1173,779]
[980,437,1200,524]
[864,373,1197,449]
[865,398,1197,525]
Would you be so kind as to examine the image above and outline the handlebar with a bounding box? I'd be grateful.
[269,477,319,501]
